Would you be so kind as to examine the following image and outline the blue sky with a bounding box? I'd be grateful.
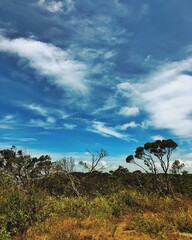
[0,0,192,171]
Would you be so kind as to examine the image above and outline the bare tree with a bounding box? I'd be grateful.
[52,157,80,197]
[52,157,75,174]
[79,149,108,173]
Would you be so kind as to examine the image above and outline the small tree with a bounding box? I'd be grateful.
[170,159,185,175]
[110,165,129,176]
[126,139,178,193]
[52,157,75,174]
[79,149,108,173]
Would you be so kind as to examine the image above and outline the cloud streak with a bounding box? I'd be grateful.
[0,36,88,93]
[24,104,48,116]
[0,115,16,129]
[89,121,128,140]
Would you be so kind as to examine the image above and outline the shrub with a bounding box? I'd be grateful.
[0,184,48,236]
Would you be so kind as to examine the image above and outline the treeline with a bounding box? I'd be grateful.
[0,142,192,197]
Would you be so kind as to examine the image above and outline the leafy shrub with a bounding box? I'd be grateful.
[0,227,11,240]
[0,184,48,236]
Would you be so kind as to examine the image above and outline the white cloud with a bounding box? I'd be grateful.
[119,107,139,117]
[38,0,74,13]
[151,135,164,141]
[140,120,151,129]
[29,119,48,128]
[63,123,77,129]
[24,103,69,120]
[4,115,14,121]
[0,115,16,129]
[182,160,192,168]
[117,82,137,98]
[1,137,37,142]
[0,36,88,93]
[89,121,128,140]
[47,117,56,123]
[0,124,14,129]
[69,16,128,46]
[93,96,117,114]
[119,58,192,138]
[24,104,47,116]
[140,60,192,138]
[117,121,138,130]
[46,1,63,12]
[29,118,58,129]
[38,0,45,4]
[100,160,108,168]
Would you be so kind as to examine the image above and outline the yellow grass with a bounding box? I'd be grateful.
[15,212,192,240]
[12,191,192,240]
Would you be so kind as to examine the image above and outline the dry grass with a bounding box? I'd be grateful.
[15,216,154,240]
[12,191,192,240]
[15,210,192,240]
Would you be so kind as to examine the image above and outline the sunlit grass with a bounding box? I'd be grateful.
[11,190,192,240]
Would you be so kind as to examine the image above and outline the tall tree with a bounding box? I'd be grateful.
[126,139,178,193]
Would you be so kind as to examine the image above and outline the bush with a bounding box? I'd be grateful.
[0,227,11,240]
[0,183,48,236]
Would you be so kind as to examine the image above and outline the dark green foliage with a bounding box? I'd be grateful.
[110,165,129,176]
[0,177,48,236]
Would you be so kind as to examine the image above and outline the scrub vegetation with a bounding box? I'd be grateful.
[0,140,192,240]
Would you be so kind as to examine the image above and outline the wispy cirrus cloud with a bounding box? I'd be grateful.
[23,104,48,116]
[88,121,128,140]
[0,115,16,129]
[23,103,68,125]
[0,36,88,93]
[141,60,192,138]
[63,123,77,129]
[1,137,37,142]
[119,58,192,138]
[29,118,58,129]
[0,124,14,129]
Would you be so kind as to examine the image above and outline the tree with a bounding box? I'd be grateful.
[0,146,52,185]
[170,159,185,175]
[110,165,129,176]
[52,157,75,174]
[51,157,80,197]
[79,149,108,173]
[126,139,178,193]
